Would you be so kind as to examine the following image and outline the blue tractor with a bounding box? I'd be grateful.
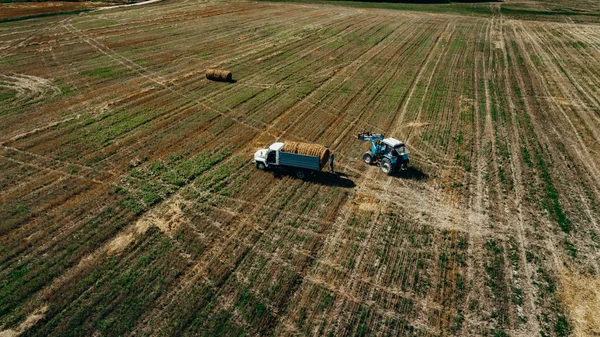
[357,131,409,175]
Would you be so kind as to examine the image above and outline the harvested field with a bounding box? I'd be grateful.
[0,0,599,336]
[0,2,116,21]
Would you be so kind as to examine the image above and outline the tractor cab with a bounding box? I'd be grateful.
[382,138,408,158]
[356,132,410,175]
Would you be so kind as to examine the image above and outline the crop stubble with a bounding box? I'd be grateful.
[1,0,599,336]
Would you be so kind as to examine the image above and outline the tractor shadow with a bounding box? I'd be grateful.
[391,166,429,181]
[273,170,356,188]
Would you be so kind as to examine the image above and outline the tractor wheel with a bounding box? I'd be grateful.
[295,170,306,180]
[256,162,266,171]
[363,151,374,165]
[380,158,392,175]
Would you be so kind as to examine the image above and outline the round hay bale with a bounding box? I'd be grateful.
[282,142,330,167]
[206,69,233,82]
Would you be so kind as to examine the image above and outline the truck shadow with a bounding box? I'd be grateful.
[391,166,429,180]
[273,171,356,188]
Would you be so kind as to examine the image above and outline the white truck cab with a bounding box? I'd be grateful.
[252,142,326,179]
[252,142,283,170]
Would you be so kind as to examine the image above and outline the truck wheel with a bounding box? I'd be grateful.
[256,162,266,171]
[380,158,392,175]
[363,151,374,165]
[295,170,306,180]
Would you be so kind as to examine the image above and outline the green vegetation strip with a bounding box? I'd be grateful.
[534,150,571,233]
[0,91,16,101]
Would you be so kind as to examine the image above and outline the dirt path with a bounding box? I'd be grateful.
[497,16,540,335]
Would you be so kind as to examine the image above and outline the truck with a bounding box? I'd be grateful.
[252,142,329,180]
[357,131,409,175]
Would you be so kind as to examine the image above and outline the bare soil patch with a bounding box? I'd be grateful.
[559,269,600,337]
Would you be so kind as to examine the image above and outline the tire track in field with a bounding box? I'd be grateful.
[276,31,435,331]
[325,20,439,151]
[483,16,519,333]
[57,10,376,161]
[276,20,459,335]
[538,25,600,130]
[0,17,70,60]
[7,5,368,171]
[482,18,499,217]
[492,17,524,332]
[144,15,418,334]
[374,21,480,330]
[509,20,600,335]
[513,23,599,258]
[50,12,360,167]
[257,17,401,142]
[117,17,400,333]
[62,22,282,138]
[505,24,557,332]
[433,23,477,209]
[51,13,384,322]
[512,19,600,250]
[516,21,600,189]
[404,23,457,158]
[462,19,491,336]
[126,15,384,173]
[394,22,451,128]
[497,18,541,335]
[4,6,396,332]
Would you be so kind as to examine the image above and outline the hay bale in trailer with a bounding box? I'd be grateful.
[281,142,330,168]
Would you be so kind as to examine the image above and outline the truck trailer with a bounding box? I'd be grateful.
[252,142,330,179]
